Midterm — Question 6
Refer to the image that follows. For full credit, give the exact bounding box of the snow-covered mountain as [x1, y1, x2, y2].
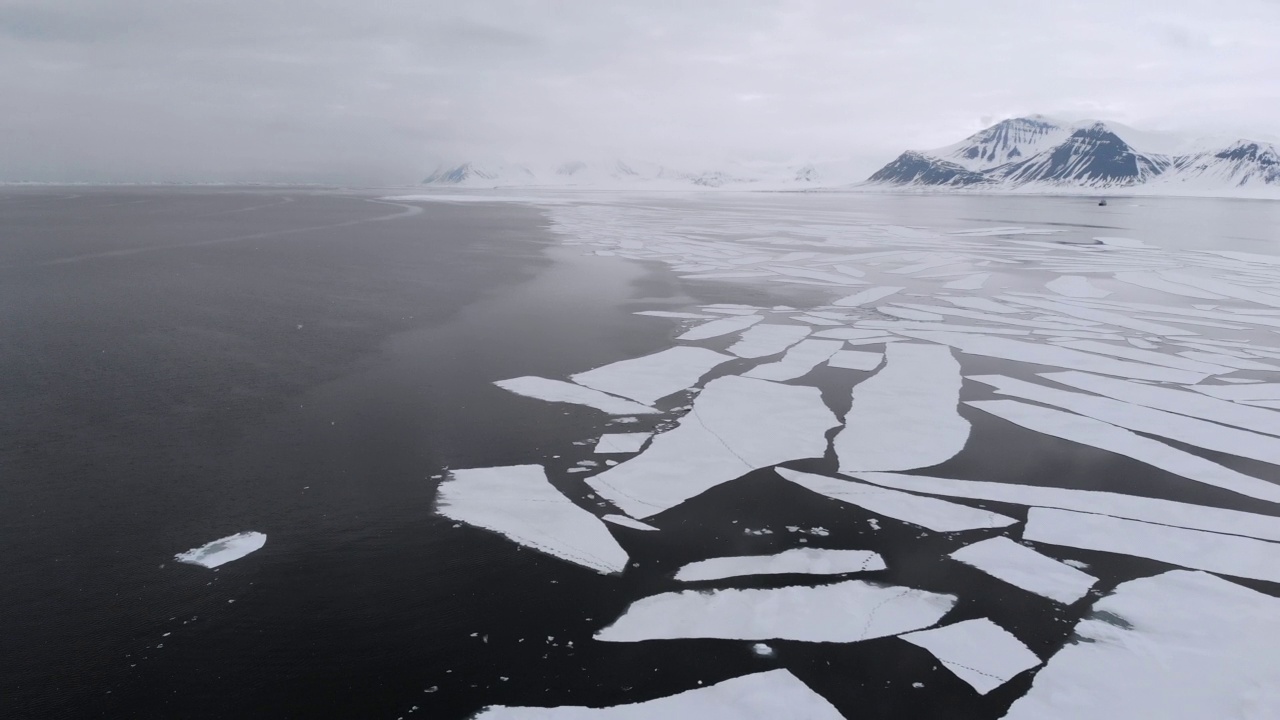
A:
[866, 117, 1280, 195]
[420, 159, 859, 189]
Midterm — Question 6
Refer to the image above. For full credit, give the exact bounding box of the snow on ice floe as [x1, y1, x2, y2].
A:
[1046, 275, 1111, 299]
[593, 433, 652, 454]
[474, 669, 845, 720]
[827, 349, 883, 371]
[601, 514, 659, 532]
[743, 339, 845, 381]
[968, 399, 1280, 504]
[436, 465, 628, 574]
[175, 532, 266, 568]
[674, 548, 886, 582]
[726, 324, 811, 358]
[834, 343, 970, 473]
[899, 618, 1040, 695]
[587, 376, 838, 519]
[776, 469, 1016, 533]
[852, 471, 1280, 542]
[949, 537, 1096, 604]
[1003, 570, 1280, 720]
[1023, 508, 1280, 584]
[595, 579, 956, 643]
[571, 347, 731, 406]
[678, 315, 763, 341]
[495, 377, 659, 415]
[831, 286, 903, 307]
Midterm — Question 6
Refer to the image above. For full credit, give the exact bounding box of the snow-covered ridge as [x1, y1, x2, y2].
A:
[866, 116, 1280, 196]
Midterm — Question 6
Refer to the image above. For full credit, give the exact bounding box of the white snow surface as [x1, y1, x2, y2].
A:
[593, 433, 653, 454]
[949, 537, 1097, 604]
[571, 346, 731, 405]
[899, 618, 1041, 695]
[674, 548, 886, 582]
[175, 531, 266, 569]
[495, 376, 659, 415]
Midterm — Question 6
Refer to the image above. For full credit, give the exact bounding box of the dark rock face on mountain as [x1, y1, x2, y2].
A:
[867, 151, 990, 187]
[995, 124, 1169, 185]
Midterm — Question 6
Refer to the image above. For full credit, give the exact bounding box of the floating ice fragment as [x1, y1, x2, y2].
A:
[674, 548, 885, 582]
[572, 347, 731, 405]
[949, 537, 1096, 604]
[495, 377, 658, 415]
[678, 315, 763, 341]
[726, 324, 811, 358]
[743, 339, 844, 381]
[601, 514, 659, 532]
[899, 618, 1040, 695]
[751, 643, 775, 658]
[777, 469, 1014, 532]
[175, 532, 266, 569]
[594, 433, 653, 454]
[436, 465, 628, 574]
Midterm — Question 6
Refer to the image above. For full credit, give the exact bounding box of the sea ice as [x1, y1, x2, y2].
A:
[834, 343, 970, 472]
[943, 273, 991, 290]
[587, 376, 838, 518]
[601, 514, 659, 532]
[726, 324, 811, 358]
[743, 339, 845, 381]
[436, 465, 629, 574]
[1051, 339, 1233, 374]
[1046, 275, 1111, 299]
[594, 433, 653, 454]
[495, 377, 659, 415]
[899, 619, 1040, 695]
[949, 537, 1096, 604]
[831, 286, 904, 307]
[175, 532, 266, 569]
[634, 311, 716, 319]
[571, 347, 732, 405]
[827, 349, 883, 371]
[678, 315, 763, 341]
[674, 548, 886, 582]
[595, 579, 956, 643]
[777, 469, 1016, 533]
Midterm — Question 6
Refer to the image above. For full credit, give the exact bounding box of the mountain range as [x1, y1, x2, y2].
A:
[419, 158, 848, 189]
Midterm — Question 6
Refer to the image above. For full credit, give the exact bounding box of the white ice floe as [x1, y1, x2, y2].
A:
[674, 548, 886, 582]
[852, 471, 1280, 542]
[1051, 339, 1234, 375]
[998, 296, 1193, 337]
[743, 339, 845, 381]
[601, 514, 659, 532]
[811, 328, 897, 341]
[595, 579, 956, 643]
[878, 306, 944, 321]
[827, 350, 883, 371]
[572, 347, 731, 406]
[474, 669, 845, 720]
[1025, 508, 1280, 583]
[949, 537, 1096, 604]
[678, 315, 763, 341]
[834, 343, 970, 473]
[899, 618, 1041, 695]
[968, 399, 1280, 504]
[587, 376, 838, 518]
[175, 532, 266, 569]
[1178, 350, 1279, 371]
[943, 273, 991, 290]
[831, 286, 904, 307]
[777, 469, 1016, 533]
[1004, 570, 1280, 720]
[941, 297, 1022, 314]
[495, 377, 659, 415]
[436, 465, 628, 574]
[726, 324, 811, 358]
[1046, 275, 1111, 299]
[594, 433, 653, 454]
[1112, 271, 1227, 299]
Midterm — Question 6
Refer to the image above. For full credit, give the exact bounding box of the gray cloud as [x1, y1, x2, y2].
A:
[2, 0, 1277, 183]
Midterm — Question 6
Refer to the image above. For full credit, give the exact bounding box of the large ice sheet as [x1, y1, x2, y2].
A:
[832, 286, 903, 307]
[175, 531, 266, 568]
[1046, 275, 1110, 299]
[726, 324, 811, 358]
[899, 619, 1041, 695]
[777, 469, 1016, 532]
[587, 376, 838, 518]
[827, 349, 883, 371]
[968, 399, 1280, 503]
[1024, 508, 1280, 583]
[743, 339, 845, 381]
[675, 548, 885, 582]
[1005, 571, 1280, 719]
[474, 669, 845, 720]
[436, 465, 629, 574]
[572, 347, 731, 405]
[852, 471, 1280, 542]
[594, 433, 652, 454]
[595, 579, 957, 643]
[495, 377, 659, 415]
[949, 537, 1096, 604]
[834, 343, 970, 472]
[678, 315, 763, 341]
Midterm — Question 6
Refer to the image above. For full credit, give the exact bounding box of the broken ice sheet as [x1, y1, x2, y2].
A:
[601, 514, 658, 532]
[596, 579, 956, 643]
[827, 349, 883, 371]
[587, 376, 837, 518]
[473, 669, 845, 719]
[677, 314, 762, 341]
[949, 537, 1096, 604]
[674, 548, 885, 582]
[1045, 275, 1111, 299]
[778, 468, 1016, 532]
[571, 346, 731, 406]
[175, 532, 266, 568]
[743, 339, 845, 381]
[495, 377, 659, 416]
[831, 286, 904, 307]
[725, 323, 810, 359]
[899, 618, 1040, 695]
[593, 433, 652, 454]
[1004, 570, 1280, 720]
[835, 342, 970, 473]
[436, 465, 628, 574]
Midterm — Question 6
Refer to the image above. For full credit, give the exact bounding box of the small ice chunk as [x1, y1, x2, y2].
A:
[678, 315, 763, 341]
[674, 548, 885, 582]
[594, 433, 653, 454]
[726, 324, 811, 358]
[743, 339, 845, 381]
[751, 643, 775, 658]
[495, 377, 658, 415]
[572, 347, 731, 405]
[949, 537, 1097, 604]
[601, 514, 659, 532]
[900, 619, 1040, 695]
[175, 532, 266, 569]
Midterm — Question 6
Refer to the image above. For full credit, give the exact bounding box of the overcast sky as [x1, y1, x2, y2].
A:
[3, 0, 1277, 184]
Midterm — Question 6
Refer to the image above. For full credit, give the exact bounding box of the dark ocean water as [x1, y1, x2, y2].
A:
[2, 188, 1278, 719]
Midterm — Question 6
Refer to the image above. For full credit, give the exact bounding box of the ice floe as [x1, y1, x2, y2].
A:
[495, 377, 659, 415]
[587, 376, 838, 518]
[834, 343, 970, 473]
[436, 465, 629, 574]
[949, 537, 1096, 604]
[175, 532, 266, 568]
[601, 514, 659, 532]
[777, 469, 1016, 533]
[678, 315, 763, 341]
[1046, 275, 1111, 299]
[572, 347, 731, 406]
[943, 273, 991, 290]
[743, 339, 845, 381]
[594, 433, 653, 454]
[831, 286, 903, 307]
[899, 618, 1041, 695]
[595, 579, 956, 643]
[674, 548, 886, 582]
[826, 349, 883, 371]
[726, 324, 811, 358]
